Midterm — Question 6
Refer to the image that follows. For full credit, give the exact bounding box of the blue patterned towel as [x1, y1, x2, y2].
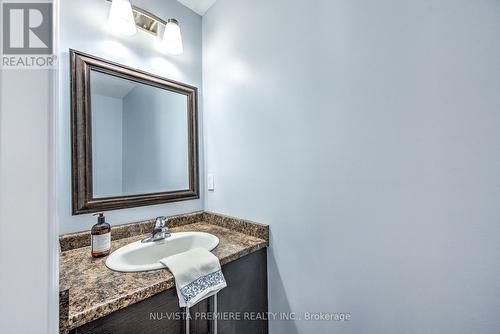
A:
[160, 247, 227, 307]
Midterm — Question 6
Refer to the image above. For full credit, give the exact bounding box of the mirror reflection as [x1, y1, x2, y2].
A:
[90, 70, 189, 198]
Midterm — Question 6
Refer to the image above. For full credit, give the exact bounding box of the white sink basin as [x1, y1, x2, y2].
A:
[105, 232, 219, 272]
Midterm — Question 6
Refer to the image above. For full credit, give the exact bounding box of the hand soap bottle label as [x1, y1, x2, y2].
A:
[92, 233, 111, 252]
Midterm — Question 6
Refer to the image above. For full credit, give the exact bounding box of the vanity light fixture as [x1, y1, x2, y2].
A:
[162, 19, 184, 55]
[105, 0, 184, 55]
[107, 0, 137, 36]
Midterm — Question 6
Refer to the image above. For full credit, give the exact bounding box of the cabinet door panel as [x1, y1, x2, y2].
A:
[216, 248, 268, 334]
[74, 287, 185, 334]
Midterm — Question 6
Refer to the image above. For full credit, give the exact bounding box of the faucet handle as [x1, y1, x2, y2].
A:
[155, 216, 168, 228]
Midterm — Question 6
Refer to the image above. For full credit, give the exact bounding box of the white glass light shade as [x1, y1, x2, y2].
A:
[107, 0, 137, 36]
[162, 19, 183, 55]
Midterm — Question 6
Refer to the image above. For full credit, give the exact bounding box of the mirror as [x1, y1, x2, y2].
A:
[90, 70, 190, 197]
[71, 50, 199, 214]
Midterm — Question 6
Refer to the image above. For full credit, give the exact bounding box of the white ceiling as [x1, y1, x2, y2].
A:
[177, 0, 217, 16]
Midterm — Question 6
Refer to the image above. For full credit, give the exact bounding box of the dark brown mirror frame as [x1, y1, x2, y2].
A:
[70, 49, 199, 215]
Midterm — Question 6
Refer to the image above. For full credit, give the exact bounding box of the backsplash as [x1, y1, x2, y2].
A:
[59, 211, 268, 251]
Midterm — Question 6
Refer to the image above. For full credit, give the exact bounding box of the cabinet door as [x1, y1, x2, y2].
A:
[74, 287, 187, 334]
[215, 248, 268, 334]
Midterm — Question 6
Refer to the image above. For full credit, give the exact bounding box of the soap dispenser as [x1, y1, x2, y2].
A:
[91, 213, 111, 258]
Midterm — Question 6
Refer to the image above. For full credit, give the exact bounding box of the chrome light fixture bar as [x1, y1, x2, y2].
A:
[105, 0, 166, 35]
[105, 0, 183, 55]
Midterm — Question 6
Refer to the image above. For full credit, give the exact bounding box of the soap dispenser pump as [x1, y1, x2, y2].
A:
[91, 212, 111, 258]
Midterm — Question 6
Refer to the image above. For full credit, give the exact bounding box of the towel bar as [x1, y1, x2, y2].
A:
[185, 294, 218, 334]
[185, 306, 190, 334]
[214, 294, 218, 334]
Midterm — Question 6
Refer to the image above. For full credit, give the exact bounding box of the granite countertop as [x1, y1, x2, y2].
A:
[59, 212, 268, 332]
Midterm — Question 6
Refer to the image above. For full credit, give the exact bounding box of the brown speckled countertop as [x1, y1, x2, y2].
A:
[59, 212, 268, 332]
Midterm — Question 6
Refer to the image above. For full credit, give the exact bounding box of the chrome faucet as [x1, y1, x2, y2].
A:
[141, 216, 171, 243]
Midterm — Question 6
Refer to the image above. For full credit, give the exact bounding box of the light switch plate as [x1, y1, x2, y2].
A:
[207, 174, 215, 191]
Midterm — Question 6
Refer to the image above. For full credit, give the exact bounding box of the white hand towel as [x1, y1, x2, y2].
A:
[160, 248, 227, 308]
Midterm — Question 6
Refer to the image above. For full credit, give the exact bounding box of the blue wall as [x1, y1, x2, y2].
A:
[203, 0, 500, 333]
[1, 70, 54, 333]
[58, 0, 203, 233]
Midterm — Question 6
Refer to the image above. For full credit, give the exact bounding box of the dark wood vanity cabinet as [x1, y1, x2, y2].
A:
[71, 249, 268, 334]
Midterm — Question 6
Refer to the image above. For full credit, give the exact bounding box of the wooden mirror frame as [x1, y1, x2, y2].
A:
[70, 49, 199, 215]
